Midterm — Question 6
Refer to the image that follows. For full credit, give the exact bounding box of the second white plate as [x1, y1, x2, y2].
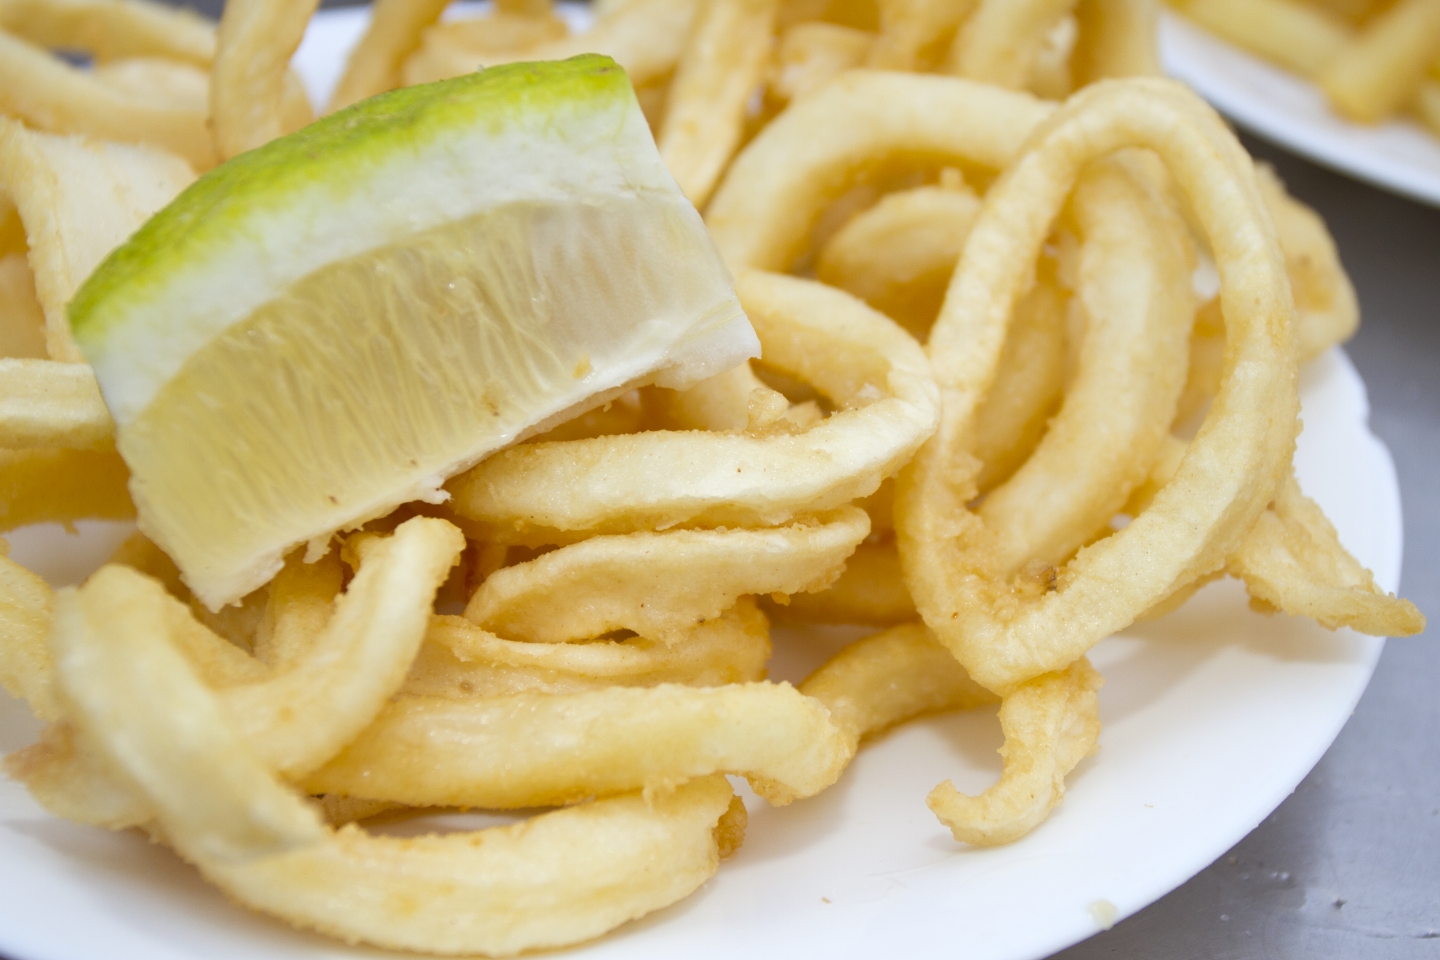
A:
[1161, 10, 1440, 207]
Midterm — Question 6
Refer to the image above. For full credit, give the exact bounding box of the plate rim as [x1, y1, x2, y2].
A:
[1160, 10, 1440, 208]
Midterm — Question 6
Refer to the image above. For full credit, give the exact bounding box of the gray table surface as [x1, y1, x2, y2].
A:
[18, 3, 1440, 957]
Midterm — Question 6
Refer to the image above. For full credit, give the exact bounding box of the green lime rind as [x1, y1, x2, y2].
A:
[68, 54, 628, 343]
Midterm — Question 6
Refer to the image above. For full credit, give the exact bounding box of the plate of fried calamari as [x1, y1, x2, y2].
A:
[0, 2, 1424, 960]
[1161, 1, 1440, 207]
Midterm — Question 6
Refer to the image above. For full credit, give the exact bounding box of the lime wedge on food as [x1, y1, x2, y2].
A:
[70, 55, 757, 610]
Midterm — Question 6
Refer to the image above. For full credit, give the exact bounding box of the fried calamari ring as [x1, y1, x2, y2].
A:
[303, 680, 849, 808]
[402, 599, 770, 698]
[946, 0, 1077, 88]
[975, 155, 1195, 577]
[829, 233, 1072, 500]
[1070, 0, 1160, 85]
[46, 567, 742, 956]
[658, 0, 777, 206]
[313, 510, 864, 810]
[1125, 428, 1422, 636]
[765, 21, 873, 107]
[0, 358, 110, 448]
[867, 0, 976, 70]
[1230, 475, 1424, 636]
[0, 23, 213, 167]
[772, 538, 914, 625]
[970, 266, 1069, 494]
[706, 71, 1052, 273]
[328, 0, 449, 109]
[220, 517, 464, 776]
[927, 656, 1101, 845]
[0, 117, 194, 360]
[0, 447, 131, 532]
[0, 0, 214, 65]
[209, 0, 318, 159]
[399, 8, 570, 88]
[384, 0, 699, 93]
[815, 175, 982, 338]
[448, 271, 937, 544]
[8, 517, 463, 827]
[1174, 169, 1354, 426]
[897, 78, 1300, 695]
[1318, 0, 1440, 124]
[798, 620, 997, 746]
[0, 546, 57, 719]
[1256, 163, 1359, 362]
[250, 546, 344, 669]
[465, 506, 867, 642]
[795, 156, 1184, 630]
[0, 251, 46, 358]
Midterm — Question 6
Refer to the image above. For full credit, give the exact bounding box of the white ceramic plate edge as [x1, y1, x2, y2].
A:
[1161, 11, 1440, 207]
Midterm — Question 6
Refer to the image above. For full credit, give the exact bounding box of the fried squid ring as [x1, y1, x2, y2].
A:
[1229, 475, 1424, 636]
[766, 21, 873, 107]
[772, 538, 914, 625]
[658, 0, 777, 207]
[0, 117, 194, 360]
[1256, 163, 1359, 362]
[927, 656, 1101, 845]
[45, 566, 741, 956]
[0, 251, 46, 358]
[815, 176, 983, 338]
[465, 506, 867, 642]
[251, 546, 345, 668]
[897, 78, 1300, 695]
[945, 0, 1077, 88]
[0, 447, 131, 532]
[0, 27, 212, 167]
[303, 680, 848, 808]
[0, 547, 57, 719]
[328, 0, 449, 110]
[8, 517, 463, 826]
[221, 517, 464, 776]
[313, 512, 863, 810]
[402, 599, 770, 698]
[975, 155, 1195, 577]
[0, 0, 215, 66]
[351, 0, 699, 103]
[0, 358, 110, 448]
[706, 71, 1053, 272]
[209, 0, 318, 159]
[1129, 436, 1425, 637]
[866, 0, 977, 70]
[448, 271, 937, 544]
[798, 620, 997, 747]
[818, 185, 1071, 491]
[1070, 0, 1160, 85]
[789, 158, 1185, 632]
[398, 8, 570, 88]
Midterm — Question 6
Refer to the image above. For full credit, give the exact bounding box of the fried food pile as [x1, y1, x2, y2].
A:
[1170, 0, 1440, 142]
[0, 0, 1424, 955]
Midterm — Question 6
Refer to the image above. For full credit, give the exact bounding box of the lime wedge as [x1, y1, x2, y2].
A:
[70, 55, 756, 609]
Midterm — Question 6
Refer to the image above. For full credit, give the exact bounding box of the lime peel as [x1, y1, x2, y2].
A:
[74, 55, 719, 423]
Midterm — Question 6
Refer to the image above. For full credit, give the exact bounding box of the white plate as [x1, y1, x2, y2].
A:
[1161, 10, 1440, 207]
[0, 11, 1406, 959]
[0, 352, 1400, 960]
